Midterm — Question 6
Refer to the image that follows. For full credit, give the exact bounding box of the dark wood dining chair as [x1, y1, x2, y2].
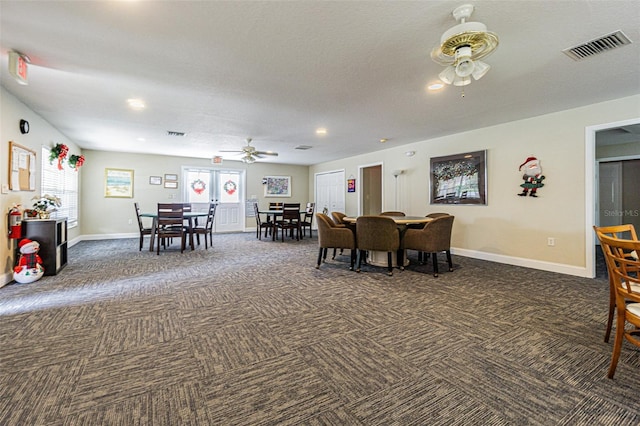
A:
[597, 234, 640, 379]
[593, 224, 639, 343]
[254, 203, 271, 240]
[402, 215, 455, 277]
[275, 203, 301, 241]
[356, 215, 400, 276]
[315, 213, 356, 270]
[134, 202, 153, 251]
[300, 202, 315, 238]
[193, 202, 216, 249]
[156, 203, 187, 254]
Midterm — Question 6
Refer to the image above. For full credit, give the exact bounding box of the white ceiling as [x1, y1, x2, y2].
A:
[1, 1, 639, 165]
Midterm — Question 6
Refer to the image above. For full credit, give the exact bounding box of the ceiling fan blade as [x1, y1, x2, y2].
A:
[219, 150, 244, 153]
[255, 151, 278, 156]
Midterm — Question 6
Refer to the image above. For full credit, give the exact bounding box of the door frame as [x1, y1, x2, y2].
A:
[314, 169, 346, 222]
[358, 162, 383, 216]
[585, 117, 640, 278]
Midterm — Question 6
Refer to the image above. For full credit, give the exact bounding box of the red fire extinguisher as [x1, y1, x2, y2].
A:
[8, 206, 22, 239]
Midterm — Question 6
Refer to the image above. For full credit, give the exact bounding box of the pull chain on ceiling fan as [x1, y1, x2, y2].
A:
[431, 4, 499, 88]
[220, 138, 279, 164]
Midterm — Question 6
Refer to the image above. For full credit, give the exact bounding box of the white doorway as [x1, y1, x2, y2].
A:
[586, 118, 640, 278]
[182, 167, 245, 233]
[315, 170, 346, 218]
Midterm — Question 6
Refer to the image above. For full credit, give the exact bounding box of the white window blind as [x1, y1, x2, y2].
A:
[41, 146, 78, 228]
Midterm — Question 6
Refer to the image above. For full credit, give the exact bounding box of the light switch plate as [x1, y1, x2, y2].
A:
[1, 184, 9, 194]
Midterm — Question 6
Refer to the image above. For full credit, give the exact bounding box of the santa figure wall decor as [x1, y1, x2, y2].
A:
[518, 156, 545, 197]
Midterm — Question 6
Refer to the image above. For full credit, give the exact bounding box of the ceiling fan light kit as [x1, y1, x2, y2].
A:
[220, 138, 279, 163]
[431, 4, 499, 89]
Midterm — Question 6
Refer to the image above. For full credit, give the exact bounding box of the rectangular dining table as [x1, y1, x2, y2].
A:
[342, 215, 433, 267]
[140, 211, 210, 251]
[258, 209, 305, 241]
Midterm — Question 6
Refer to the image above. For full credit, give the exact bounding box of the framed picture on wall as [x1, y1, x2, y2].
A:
[430, 150, 487, 205]
[149, 176, 162, 185]
[264, 176, 291, 197]
[105, 168, 134, 198]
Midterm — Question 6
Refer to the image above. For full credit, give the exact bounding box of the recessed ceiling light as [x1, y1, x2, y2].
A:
[427, 82, 445, 91]
[315, 128, 327, 135]
[380, 138, 388, 143]
[137, 137, 146, 142]
[127, 98, 145, 110]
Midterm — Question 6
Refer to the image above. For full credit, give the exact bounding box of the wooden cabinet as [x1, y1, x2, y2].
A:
[22, 218, 68, 276]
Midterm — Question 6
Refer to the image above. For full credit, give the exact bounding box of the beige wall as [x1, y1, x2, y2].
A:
[310, 95, 640, 276]
[80, 150, 309, 237]
[1, 87, 82, 285]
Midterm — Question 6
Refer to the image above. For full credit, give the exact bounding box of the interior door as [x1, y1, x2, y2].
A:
[315, 170, 346, 218]
[598, 161, 622, 229]
[359, 164, 382, 215]
[215, 170, 244, 233]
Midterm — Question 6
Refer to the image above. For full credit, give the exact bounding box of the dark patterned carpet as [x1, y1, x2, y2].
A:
[1, 233, 639, 425]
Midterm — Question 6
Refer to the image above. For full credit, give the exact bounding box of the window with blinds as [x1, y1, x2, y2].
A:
[41, 146, 79, 228]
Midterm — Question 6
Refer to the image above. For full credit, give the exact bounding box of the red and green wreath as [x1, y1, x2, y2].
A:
[190, 179, 206, 195]
[49, 143, 69, 170]
[223, 180, 237, 195]
[68, 154, 85, 171]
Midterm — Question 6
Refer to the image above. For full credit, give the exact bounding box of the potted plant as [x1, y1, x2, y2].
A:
[31, 194, 62, 219]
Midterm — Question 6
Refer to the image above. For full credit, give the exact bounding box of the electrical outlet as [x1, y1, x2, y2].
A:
[547, 237, 555, 246]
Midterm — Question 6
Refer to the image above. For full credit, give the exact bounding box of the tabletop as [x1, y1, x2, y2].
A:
[343, 215, 432, 225]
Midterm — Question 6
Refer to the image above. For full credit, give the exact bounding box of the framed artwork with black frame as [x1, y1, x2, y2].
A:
[430, 150, 487, 205]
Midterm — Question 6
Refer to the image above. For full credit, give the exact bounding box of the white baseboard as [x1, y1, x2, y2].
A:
[451, 247, 589, 277]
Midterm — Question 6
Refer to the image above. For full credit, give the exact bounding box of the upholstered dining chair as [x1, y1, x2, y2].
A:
[315, 213, 357, 270]
[426, 212, 450, 218]
[402, 215, 455, 277]
[597, 234, 640, 379]
[254, 203, 271, 240]
[156, 203, 187, 254]
[593, 224, 639, 343]
[331, 211, 348, 228]
[356, 215, 400, 276]
[380, 211, 405, 217]
[134, 202, 153, 251]
[300, 202, 315, 238]
[275, 203, 301, 241]
[193, 202, 216, 249]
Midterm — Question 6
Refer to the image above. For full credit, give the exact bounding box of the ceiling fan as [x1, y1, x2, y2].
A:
[220, 138, 279, 164]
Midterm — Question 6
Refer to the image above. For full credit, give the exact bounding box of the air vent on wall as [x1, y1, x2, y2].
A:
[167, 130, 185, 137]
[295, 145, 312, 150]
[563, 30, 632, 61]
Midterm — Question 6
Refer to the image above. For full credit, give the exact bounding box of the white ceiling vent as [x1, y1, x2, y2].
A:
[295, 145, 312, 150]
[167, 130, 186, 137]
[563, 30, 632, 61]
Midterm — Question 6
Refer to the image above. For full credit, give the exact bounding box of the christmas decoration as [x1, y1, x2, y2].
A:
[223, 180, 237, 195]
[190, 179, 206, 195]
[13, 238, 44, 284]
[68, 154, 85, 171]
[49, 143, 69, 170]
[518, 156, 545, 197]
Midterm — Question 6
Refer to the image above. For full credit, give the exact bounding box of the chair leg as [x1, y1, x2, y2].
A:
[607, 311, 626, 379]
[432, 252, 439, 277]
[323, 248, 328, 262]
[387, 252, 393, 276]
[316, 248, 324, 269]
[332, 248, 337, 259]
[605, 289, 615, 343]
[356, 250, 364, 272]
[397, 249, 404, 271]
[446, 250, 453, 272]
[139, 235, 144, 251]
[350, 249, 356, 270]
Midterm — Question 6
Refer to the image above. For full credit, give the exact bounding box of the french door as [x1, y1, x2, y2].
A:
[183, 167, 244, 233]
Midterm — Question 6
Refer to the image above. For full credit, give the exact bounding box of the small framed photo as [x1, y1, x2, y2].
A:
[164, 174, 178, 182]
[164, 181, 178, 189]
[264, 176, 291, 197]
[105, 168, 134, 198]
[149, 176, 162, 185]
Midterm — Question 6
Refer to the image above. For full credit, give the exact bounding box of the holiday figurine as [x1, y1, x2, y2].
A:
[518, 156, 545, 197]
[13, 238, 45, 284]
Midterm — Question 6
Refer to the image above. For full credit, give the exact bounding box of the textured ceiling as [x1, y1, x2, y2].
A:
[1, 1, 639, 165]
